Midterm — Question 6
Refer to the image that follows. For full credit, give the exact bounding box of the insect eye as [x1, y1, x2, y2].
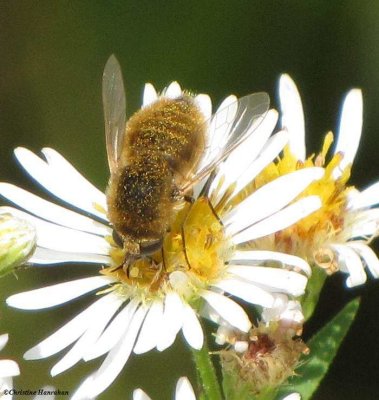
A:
[139, 239, 163, 256]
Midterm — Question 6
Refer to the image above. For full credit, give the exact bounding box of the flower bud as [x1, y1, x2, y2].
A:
[219, 322, 308, 396]
[0, 210, 36, 277]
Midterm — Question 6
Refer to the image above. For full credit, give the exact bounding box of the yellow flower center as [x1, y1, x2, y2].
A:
[242, 132, 354, 273]
[102, 197, 230, 300]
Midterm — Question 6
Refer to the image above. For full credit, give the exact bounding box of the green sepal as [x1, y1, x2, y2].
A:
[222, 361, 279, 400]
[222, 368, 252, 400]
[0, 243, 29, 278]
[278, 297, 360, 400]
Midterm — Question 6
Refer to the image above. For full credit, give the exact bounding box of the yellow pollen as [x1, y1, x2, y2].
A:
[101, 196, 229, 297]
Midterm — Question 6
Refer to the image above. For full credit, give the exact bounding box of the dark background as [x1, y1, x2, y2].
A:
[0, 1, 378, 399]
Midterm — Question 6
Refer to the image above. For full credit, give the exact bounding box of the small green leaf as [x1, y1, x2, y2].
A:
[279, 297, 360, 400]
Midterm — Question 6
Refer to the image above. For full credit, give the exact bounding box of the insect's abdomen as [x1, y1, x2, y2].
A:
[107, 157, 173, 241]
[107, 95, 207, 244]
[123, 96, 206, 181]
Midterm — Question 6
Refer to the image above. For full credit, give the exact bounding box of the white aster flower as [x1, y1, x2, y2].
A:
[133, 377, 195, 400]
[0, 333, 20, 398]
[248, 73, 379, 287]
[2, 81, 321, 399]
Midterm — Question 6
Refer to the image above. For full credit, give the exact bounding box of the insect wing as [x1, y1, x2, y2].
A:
[181, 92, 270, 192]
[102, 55, 127, 173]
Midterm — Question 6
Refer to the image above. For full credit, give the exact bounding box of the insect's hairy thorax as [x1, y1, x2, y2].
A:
[122, 96, 206, 181]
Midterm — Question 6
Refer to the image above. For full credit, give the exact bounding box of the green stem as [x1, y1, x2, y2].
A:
[301, 266, 327, 321]
[191, 337, 223, 400]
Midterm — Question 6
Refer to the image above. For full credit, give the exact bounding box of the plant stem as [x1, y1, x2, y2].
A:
[301, 267, 327, 321]
[191, 337, 223, 400]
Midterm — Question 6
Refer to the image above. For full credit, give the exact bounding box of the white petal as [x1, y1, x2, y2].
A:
[0, 360, 20, 377]
[279, 74, 305, 161]
[200, 302, 232, 328]
[76, 306, 148, 399]
[231, 250, 311, 276]
[282, 394, 301, 400]
[42, 147, 106, 208]
[348, 181, 379, 210]
[233, 109, 278, 163]
[261, 294, 289, 323]
[51, 293, 123, 376]
[200, 290, 251, 332]
[261, 293, 304, 324]
[165, 82, 182, 99]
[143, 83, 158, 107]
[213, 278, 274, 308]
[0, 183, 110, 236]
[156, 292, 184, 352]
[200, 95, 238, 170]
[211, 109, 279, 201]
[333, 89, 363, 178]
[234, 341, 249, 353]
[331, 244, 367, 287]
[7, 276, 113, 310]
[181, 304, 203, 350]
[23, 293, 112, 360]
[176, 377, 196, 400]
[33, 386, 56, 400]
[232, 196, 321, 244]
[224, 167, 324, 234]
[71, 376, 94, 400]
[227, 265, 307, 296]
[134, 300, 163, 354]
[133, 389, 152, 400]
[279, 300, 304, 324]
[0, 376, 12, 394]
[346, 209, 379, 238]
[29, 246, 111, 265]
[84, 298, 140, 361]
[194, 94, 212, 120]
[346, 242, 379, 279]
[14, 147, 107, 220]
[2, 207, 110, 255]
[228, 129, 288, 198]
[0, 334, 9, 352]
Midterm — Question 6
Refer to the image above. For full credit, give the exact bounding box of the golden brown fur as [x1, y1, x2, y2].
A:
[106, 95, 206, 253]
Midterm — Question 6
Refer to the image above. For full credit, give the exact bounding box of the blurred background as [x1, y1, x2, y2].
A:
[0, 1, 379, 399]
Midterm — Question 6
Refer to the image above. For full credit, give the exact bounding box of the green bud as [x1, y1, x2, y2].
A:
[0, 210, 36, 277]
